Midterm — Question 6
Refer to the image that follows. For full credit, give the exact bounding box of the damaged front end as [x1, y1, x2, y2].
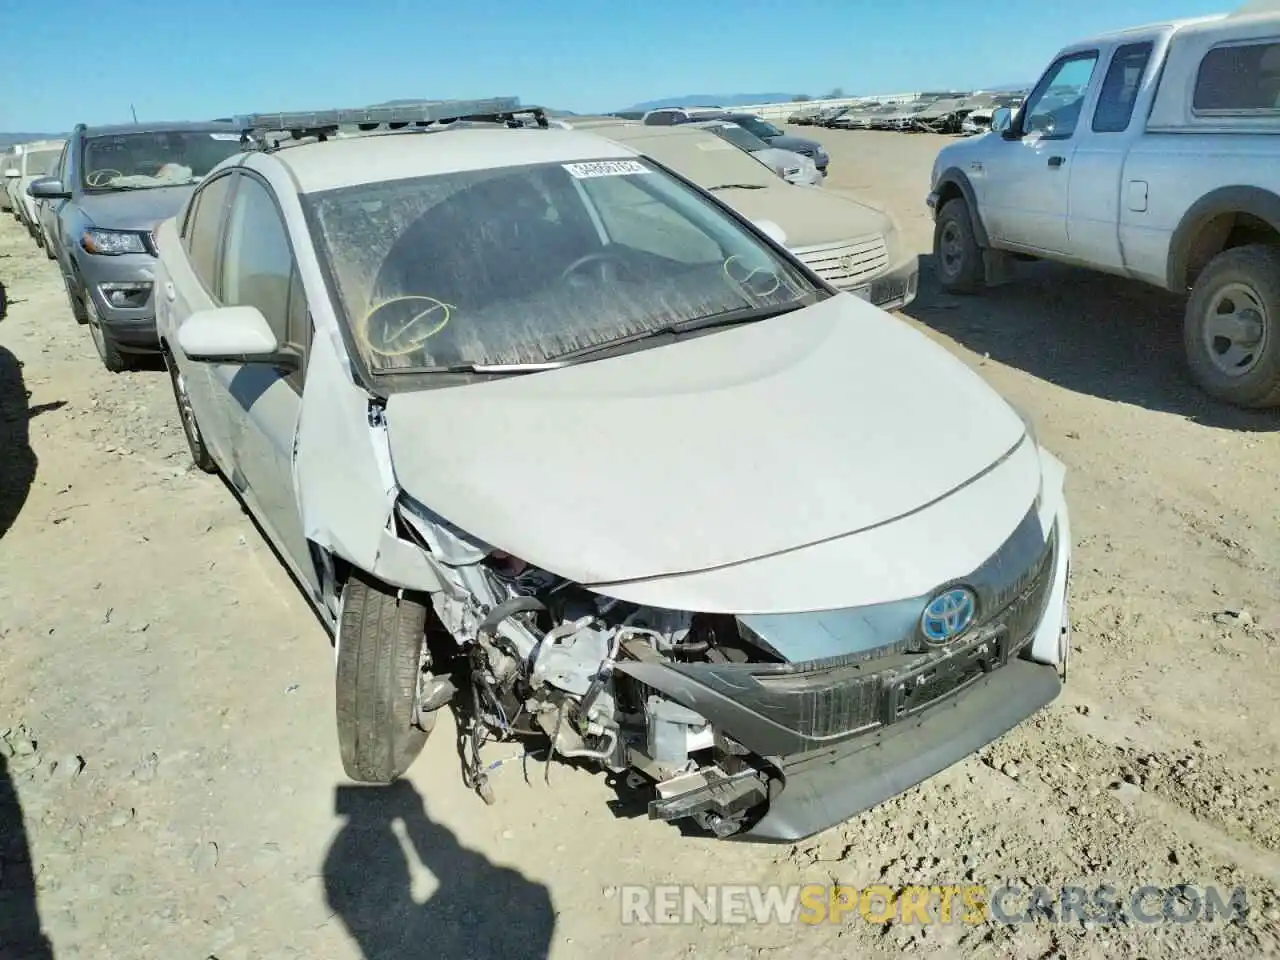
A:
[394, 491, 1068, 842]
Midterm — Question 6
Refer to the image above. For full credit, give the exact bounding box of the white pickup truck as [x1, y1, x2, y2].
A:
[927, 8, 1280, 408]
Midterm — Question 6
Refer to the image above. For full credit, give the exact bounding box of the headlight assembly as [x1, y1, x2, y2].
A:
[81, 228, 148, 256]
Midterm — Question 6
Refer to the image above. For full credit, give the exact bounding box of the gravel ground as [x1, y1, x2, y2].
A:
[0, 129, 1278, 960]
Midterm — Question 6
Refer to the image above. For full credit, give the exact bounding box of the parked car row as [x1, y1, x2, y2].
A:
[790, 92, 1027, 135]
[2, 138, 66, 247]
[636, 106, 830, 174]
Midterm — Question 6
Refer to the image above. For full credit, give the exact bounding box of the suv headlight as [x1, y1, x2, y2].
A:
[81, 228, 148, 256]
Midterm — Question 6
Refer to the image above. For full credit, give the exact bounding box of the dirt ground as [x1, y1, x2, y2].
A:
[1, 130, 1278, 960]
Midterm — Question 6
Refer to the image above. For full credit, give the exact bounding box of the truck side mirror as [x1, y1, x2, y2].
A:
[990, 108, 1014, 135]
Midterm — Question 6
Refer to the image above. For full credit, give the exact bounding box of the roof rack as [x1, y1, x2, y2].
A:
[234, 98, 548, 150]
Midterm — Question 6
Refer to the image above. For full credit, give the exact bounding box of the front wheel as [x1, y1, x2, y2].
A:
[1184, 244, 1280, 408]
[85, 295, 130, 373]
[165, 350, 217, 473]
[933, 198, 984, 294]
[335, 570, 434, 783]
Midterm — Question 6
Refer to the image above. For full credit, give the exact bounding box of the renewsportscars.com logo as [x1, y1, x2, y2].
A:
[617, 883, 1252, 926]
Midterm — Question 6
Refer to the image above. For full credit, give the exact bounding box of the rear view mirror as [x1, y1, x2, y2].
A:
[3, 169, 18, 179]
[752, 219, 788, 246]
[178, 305, 298, 369]
[27, 177, 70, 199]
[991, 108, 1014, 136]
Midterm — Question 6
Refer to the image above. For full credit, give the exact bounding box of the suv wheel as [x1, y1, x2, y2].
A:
[85, 294, 130, 373]
[933, 198, 984, 294]
[335, 570, 434, 783]
[1185, 244, 1280, 408]
[164, 349, 217, 473]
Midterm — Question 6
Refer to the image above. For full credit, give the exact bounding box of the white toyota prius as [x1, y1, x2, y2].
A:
[153, 99, 1072, 842]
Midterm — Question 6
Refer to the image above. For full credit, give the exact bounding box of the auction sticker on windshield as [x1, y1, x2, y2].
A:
[563, 160, 649, 179]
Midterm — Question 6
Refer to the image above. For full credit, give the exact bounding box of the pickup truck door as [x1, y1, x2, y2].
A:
[1064, 40, 1157, 270]
[982, 50, 1101, 254]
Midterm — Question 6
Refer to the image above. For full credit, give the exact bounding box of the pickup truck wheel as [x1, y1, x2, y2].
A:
[934, 198, 984, 294]
[1185, 245, 1280, 408]
[335, 570, 434, 783]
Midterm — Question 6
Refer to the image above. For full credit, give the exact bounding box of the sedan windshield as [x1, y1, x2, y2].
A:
[82, 130, 244, 191]
[734, 117, 784, 139]
[710, 124, 771, 153]
[22, 149, 61, 177]
[307, 157, 823, 374]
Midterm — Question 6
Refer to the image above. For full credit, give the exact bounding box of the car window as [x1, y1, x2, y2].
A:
[1020, 51, 1100, 138]
[55, 142, 69, 181]
[187, 173, 235, 293]
[1193, 40, 1280, 113]
[1093, 42, 1155, 133]
[307, 158, 822, 374]
[81, 129, 243, 192]
[220, 175, 294, 345]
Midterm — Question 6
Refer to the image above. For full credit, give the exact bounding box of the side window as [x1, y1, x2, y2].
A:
[55, 143, 69, 181]
[649, 111, 673, 126]
[1194, 40, 1280, 113]
[1020, 51, 1100, 139]
[187, 173, 235, 293]
[180, 190, 200, 242]
[580, 174, 721, 264]
[220, 175, 295, 346]
[1093, 42, 1155, 133]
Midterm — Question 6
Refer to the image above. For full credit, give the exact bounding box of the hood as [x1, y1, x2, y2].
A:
[385, 293, 1028, 587]
[764, 133, 823, 155]
[715, 181, 890, 247]
[78, 184, 195, 232]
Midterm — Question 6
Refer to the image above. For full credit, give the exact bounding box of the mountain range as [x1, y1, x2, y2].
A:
[614, 93, 803, 113]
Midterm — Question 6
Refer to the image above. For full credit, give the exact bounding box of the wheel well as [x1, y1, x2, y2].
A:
[1185, 212, 1280, 288]
[935, 180, 965, 210]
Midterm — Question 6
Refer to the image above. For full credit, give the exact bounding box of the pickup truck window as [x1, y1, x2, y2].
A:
[1193, 40, 1280, 114]
[1093, 41, 1155, 133]
[1021, 51, 1099, 139]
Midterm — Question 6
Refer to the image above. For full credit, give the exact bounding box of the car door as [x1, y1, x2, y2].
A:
[166, 170, 239, 468]
[215, 171, 319, 595]
[982, 50, 1101, 254]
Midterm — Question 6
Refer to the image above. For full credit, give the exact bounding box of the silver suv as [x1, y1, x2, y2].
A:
[29, 121, 245, 371]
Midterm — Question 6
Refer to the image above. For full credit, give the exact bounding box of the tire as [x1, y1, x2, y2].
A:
[335, 570, 433, 783]
[933, 197, 984, 294]
[1184, 244, 1280, 408]
[85, 295, 129, 373]
[64, 275, 88, 325]
[164, 349, 217, 473]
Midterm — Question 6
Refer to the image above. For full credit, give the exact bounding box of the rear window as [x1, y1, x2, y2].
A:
[1193, 40, 1280, 113]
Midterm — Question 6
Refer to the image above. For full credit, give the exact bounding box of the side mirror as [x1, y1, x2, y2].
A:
[990, 108, 1014, 135]
[177, 305, 298, 369]
[3, 169, 18, 179]
[752, 219, 788, 246]
[28, 177, 70, 199]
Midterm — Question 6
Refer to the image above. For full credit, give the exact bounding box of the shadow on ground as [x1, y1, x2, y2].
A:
[0, 754, 55, 959]
[909, 256, 1280, 432]
[0, 345, 61, 540]
[323, 781, 555, 960]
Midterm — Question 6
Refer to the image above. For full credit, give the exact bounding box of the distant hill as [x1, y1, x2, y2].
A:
[616, 93, 803, 113]
[0, 133, 63, 149]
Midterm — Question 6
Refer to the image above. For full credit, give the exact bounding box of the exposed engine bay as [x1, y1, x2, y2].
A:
[420, 534, 782, 838]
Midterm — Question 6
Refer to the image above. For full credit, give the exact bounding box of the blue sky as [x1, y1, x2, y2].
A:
[4, 0, 1234, 131]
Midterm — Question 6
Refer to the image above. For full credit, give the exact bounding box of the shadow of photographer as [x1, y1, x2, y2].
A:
[0, 753, 54, 959]
[323, 780, 556, 960]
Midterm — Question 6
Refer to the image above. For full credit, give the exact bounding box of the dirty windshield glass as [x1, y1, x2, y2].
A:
[82, 130, 244, 191]
[23, 149, 61, 177]
[711, 125, 771, 153]
[307, 158, 821, 373]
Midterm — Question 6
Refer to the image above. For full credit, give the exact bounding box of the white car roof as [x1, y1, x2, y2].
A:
[272, 127, 641, 194]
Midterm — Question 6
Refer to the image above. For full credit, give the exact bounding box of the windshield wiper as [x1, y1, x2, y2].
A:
[384, 360, 571, 375]
[707, 183, 767, 191]
[547, 301, 807, 363]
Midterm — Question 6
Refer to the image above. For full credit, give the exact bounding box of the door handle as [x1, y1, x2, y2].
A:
[1048, 156, 1065, 168]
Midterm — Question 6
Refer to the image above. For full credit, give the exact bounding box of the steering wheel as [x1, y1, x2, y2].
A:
[560, 250, 631, 283]
[86, 169, 122, 187]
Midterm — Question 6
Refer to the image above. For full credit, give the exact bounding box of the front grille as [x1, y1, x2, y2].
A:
[794, 236, 889, 289]
[676, 525, 1059, 742]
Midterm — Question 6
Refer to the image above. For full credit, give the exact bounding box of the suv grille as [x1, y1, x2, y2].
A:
[794, 236, 889, 289]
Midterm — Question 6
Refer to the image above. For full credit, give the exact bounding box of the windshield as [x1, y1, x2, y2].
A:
[22, 148, 60, 177]
[733, 116, 783, 139]
[710, 124, 770, 153]
[82, 130, 244, 191]
[307, 158, 822, 374]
